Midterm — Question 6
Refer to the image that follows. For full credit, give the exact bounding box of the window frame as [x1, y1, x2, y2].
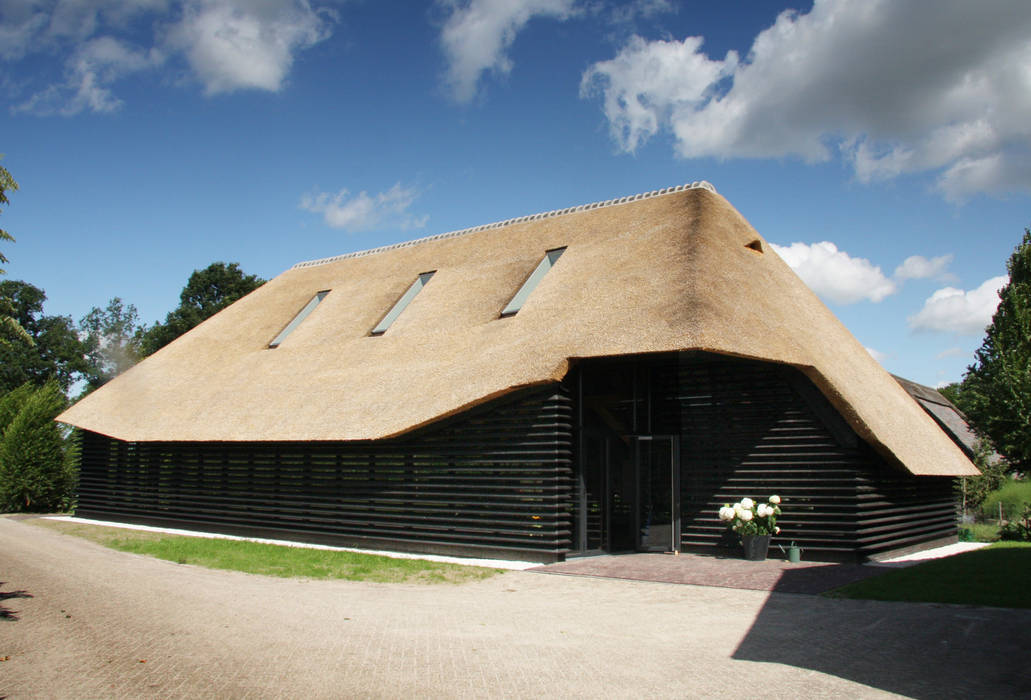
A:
[370, 271, 436, 336]
[268, 290, 330, 349]
[500, 247, 566, 317]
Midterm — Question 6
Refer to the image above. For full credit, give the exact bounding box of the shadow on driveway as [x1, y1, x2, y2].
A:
[732, 566, 1031, 699]
[0, 582, 33, 621]
[534, 553, 1031, 697]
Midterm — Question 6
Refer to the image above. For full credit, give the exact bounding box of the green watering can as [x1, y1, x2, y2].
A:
[778, 542, 803, 563]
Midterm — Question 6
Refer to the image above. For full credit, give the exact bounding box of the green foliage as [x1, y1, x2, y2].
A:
[937, 382, 964, 409]
[79, 297, 145, 391]
[0, 280, 89, 393]
[958, 440, 1009, 513]
[0, 299, 31, 347]
[0, 383, 35, 429]
[958, 522, 1001, 543]
[981, 480, 1031, 521]
[0, 155, 31, 347]
[0, 382, 76, 512]
[959, 228, 1031, 471]
[0, 154, 18, 272]
[999, 503, 1031, 541]
[138, 262, 264, 357]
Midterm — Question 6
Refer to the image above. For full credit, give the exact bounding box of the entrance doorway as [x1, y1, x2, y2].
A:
[575, 433, 679, 555]
[635, 436, 679, 553]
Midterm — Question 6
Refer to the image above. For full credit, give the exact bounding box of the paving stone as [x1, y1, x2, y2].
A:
[1, 517, 1028, 699]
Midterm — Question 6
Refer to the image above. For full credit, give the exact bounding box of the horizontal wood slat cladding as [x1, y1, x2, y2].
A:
[76, 388, 573, 562]
[658, 356, 957, 560]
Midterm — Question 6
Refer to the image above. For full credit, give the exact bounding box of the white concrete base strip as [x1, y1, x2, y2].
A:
[876, 541, 990, 564]
[44, 516, 538, 570]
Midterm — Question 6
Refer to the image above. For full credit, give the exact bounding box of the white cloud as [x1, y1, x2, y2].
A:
[908, 275, 1008, 335]
[608, 0, 675, 25]
[865, 347, 887, 363]
[0, 0, 170, 59]
[300, 183, 429, 233]
[0, 2, 50, 60]
[893, 254, 954, 282]
[935, 347, 968, 360]
[15, 36, 163, 115]
[935, 153, 1031, 202]
[770, 241, 896, 304]
[167, 0, 332, 95]
[580, 35, 736, 152]
[438, 0, 577, 103]
[580, 0, 1031, 199]
[3, 0, 334, 113]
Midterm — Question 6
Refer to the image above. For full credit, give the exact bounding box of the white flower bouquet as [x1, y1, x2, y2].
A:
[718, 495, 782, 537]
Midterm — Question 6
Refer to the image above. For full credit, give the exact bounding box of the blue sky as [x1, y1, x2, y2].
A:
[2, 0, 1029, 388]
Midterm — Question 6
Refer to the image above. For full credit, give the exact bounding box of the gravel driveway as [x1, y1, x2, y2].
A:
[1, 516, 1028, 699]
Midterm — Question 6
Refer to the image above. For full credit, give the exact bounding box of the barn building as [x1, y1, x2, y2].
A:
[57, 183, 978, 563]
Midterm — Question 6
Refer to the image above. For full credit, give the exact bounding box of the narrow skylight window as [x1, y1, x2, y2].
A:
[269, 291, 329, 348]
[501, 247, 566, 317]
[370, 271, 435, 335]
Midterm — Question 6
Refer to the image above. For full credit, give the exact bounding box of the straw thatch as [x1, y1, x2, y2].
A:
[57, 183, 977, 477]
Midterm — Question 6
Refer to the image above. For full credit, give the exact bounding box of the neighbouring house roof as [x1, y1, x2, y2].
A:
[892, 375, 993, 463]
[57, 183, 978, 477]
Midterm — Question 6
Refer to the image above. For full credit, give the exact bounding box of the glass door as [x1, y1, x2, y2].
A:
[636, 436, 679, 552]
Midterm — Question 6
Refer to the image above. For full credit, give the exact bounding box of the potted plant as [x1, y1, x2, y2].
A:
[718, 496, 782, 560]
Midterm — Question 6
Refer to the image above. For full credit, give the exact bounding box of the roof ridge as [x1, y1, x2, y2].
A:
[290, 181, 717, 270]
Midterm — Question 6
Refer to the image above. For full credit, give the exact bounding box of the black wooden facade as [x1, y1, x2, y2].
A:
[78, 387, 575, 562]
[76, 353, 957, 562]
[572, 353, 957, 562]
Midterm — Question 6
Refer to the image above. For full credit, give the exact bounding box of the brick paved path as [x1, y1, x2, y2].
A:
[533, 551, 892, 593]
[1, 517, 1028, 699]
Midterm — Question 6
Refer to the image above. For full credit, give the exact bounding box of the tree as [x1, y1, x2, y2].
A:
[0, 280, 89, 394]
[0, 155, 31, 346]
[79, 297, 145, 391]
[959, 228, 1031, 472]
[936, 382, 963, 409]
[0, 155, 17, 275]
[138, 262, 264, 357]
[0, 381, 77, 512]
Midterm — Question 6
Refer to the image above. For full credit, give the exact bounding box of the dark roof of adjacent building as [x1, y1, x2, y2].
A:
[892, 375, 988, 462]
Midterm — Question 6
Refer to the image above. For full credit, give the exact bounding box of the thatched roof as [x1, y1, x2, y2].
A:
[58, 183, 977, 476]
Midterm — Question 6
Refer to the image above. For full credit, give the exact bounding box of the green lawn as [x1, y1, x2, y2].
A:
[826, 542, 1031, 609]
[960, 522, 1001, 542]
[30, 518, 502, 584]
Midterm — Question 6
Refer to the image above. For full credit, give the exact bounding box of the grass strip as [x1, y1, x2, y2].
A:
[30, 518, 501, 584]
[825, 542, 1031, 609]
[960, 522, 1001, 542]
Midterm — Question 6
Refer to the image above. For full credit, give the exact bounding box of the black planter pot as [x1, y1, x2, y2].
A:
[741, 534, 772, 561]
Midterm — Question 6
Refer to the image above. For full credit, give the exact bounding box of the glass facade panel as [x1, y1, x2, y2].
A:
[637, 437, 676, 552]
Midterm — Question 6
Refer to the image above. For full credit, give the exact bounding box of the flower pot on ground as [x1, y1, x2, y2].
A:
[741, 534, 772, 561]
[718, 495, 783, 560]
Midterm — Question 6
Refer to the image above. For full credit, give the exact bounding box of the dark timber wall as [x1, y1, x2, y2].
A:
[575, 353, 958, 561]
[77, 387, 574, 562]
[663, 358, 957, 560]
[75, 353, 957, 563]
